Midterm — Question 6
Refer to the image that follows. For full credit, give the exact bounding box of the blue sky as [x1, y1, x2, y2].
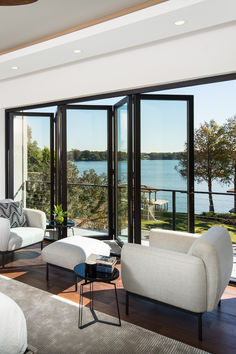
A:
[26, 79, 236, 152]
[141, 99, 186, 152]
[67, 109, 107, 151]
[158, 80, 236, 129]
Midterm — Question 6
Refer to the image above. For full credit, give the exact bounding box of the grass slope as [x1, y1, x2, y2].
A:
[141, 211, 236, 243]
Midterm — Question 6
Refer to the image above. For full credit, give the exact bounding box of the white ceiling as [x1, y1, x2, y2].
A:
[0, 0, 165, 53]
[0, 0, 235, 82]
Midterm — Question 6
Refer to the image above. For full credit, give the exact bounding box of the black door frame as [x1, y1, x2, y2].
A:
[113, 96, 133, 244]
[133, 94, 194, 243]
[5, 111, 55, 221]
[60, 104, 114, 239]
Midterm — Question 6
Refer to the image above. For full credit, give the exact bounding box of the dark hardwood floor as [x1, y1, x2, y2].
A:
[0, 242, 236, 354]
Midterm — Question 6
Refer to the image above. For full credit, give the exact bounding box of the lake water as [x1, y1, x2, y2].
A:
[74, 160, 234, 214]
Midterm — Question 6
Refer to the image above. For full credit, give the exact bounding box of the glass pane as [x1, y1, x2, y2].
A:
[116, 103, 128, 243]
[13, 115, 51, 218]
[140, 99, 188, 245]
[66, 109, 108, 235]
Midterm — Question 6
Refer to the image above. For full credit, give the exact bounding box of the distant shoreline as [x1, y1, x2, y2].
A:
[68, 150, 183, 161]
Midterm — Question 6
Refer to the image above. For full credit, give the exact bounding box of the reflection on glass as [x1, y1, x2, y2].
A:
[140, 99, 187, 244]
[116, 103, 128, 243]
[66, 109, 108, 233]
[13, 116, 51, 218]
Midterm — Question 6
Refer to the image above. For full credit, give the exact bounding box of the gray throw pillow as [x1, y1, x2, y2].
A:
[0, 201, 27, 228]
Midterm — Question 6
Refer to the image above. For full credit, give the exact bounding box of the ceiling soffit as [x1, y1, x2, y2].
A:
[0, 0, 167, 54]
[0, 0, 235, 81]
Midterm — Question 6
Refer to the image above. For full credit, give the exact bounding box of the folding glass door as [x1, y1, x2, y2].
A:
[6, 94, 193, 244]
[133, 94, 194, 244]
[58, 104, 114, 238]
[114, 97, 133, 244]
[6, 112, 55, 220]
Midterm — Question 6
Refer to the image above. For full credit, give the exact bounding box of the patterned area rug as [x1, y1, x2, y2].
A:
[0, 275, 209, 354]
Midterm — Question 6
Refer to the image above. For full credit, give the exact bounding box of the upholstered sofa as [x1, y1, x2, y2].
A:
[0, 208, 46, 267]
[121, 226, 233, 340]
[0, 292, 27, 354]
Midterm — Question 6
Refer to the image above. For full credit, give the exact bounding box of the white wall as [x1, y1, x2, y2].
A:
[0, 22, 235, 197]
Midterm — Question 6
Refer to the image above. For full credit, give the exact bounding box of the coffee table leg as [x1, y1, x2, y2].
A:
[113, 283, 121, 326]
[89, 282, 94, 310]
[74, 273, 78, 292]
[91, 282, 94, 310]
[79, 283, 84, 328]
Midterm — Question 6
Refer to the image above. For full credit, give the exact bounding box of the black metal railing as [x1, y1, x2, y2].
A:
[140, 187, 236, 243]
[67, 182, 108, 231]
[23, 180, 236, 243]
[25, 180, 51, 218]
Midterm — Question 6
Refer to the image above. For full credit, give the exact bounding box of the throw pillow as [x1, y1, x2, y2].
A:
[0, 201, 27, 228]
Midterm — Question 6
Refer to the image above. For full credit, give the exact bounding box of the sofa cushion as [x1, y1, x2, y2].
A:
[0, 201, 26, 228]
[42, 235, 111, 270]
[8, 227, 44, 251]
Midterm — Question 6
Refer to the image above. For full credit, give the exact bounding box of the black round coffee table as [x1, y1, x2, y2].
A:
[74, 263, 121, 328]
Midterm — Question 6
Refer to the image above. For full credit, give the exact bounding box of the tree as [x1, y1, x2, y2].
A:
[224, 115, 236, 211]
[177, 120, 232, 212]
[27, 126, 51, 216]
[67, 166, 108, 230]
[27, 125, 111, 229]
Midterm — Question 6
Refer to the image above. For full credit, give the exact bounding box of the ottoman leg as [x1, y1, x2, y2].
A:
[46, 263, 49, 281]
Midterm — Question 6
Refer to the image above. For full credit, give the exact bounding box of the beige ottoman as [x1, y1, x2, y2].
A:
[42, 235, 111, 290]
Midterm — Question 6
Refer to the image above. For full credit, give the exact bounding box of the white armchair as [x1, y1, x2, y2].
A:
[0, 208, 46, 268]
[121, 226, 233, 340]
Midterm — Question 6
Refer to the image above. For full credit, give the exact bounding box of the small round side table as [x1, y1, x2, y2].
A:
[74, 263, 121, 329]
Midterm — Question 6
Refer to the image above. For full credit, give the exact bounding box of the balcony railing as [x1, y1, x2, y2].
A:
[23, 180, 236, 243]
[25, 179, 51, 218]
[67, 182, 108, 232]
[141, 187, 236, 247]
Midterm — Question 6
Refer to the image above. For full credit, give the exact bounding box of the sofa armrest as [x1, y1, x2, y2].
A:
[149, 228, 199, 253]
[0, 217, 10, 251]
[121, 243, 207, 313]
[23, 208, 46, 231]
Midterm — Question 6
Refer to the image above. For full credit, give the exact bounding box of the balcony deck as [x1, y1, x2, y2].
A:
[0, 241, 235, 354]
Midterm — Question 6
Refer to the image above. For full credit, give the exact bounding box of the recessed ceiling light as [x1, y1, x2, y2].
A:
[73, 49, 81, 54]
[174, 20, 185, 26]
[11, 66, 18, 70]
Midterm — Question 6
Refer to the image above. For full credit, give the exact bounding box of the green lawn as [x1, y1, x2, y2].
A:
[141, 211, 236, 243]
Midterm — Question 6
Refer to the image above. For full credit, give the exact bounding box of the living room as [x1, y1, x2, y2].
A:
[0, 1, 236, 353]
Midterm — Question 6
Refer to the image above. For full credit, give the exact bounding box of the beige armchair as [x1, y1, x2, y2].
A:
[0, 208, 46, 268]
[121, 226, 233, 340]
